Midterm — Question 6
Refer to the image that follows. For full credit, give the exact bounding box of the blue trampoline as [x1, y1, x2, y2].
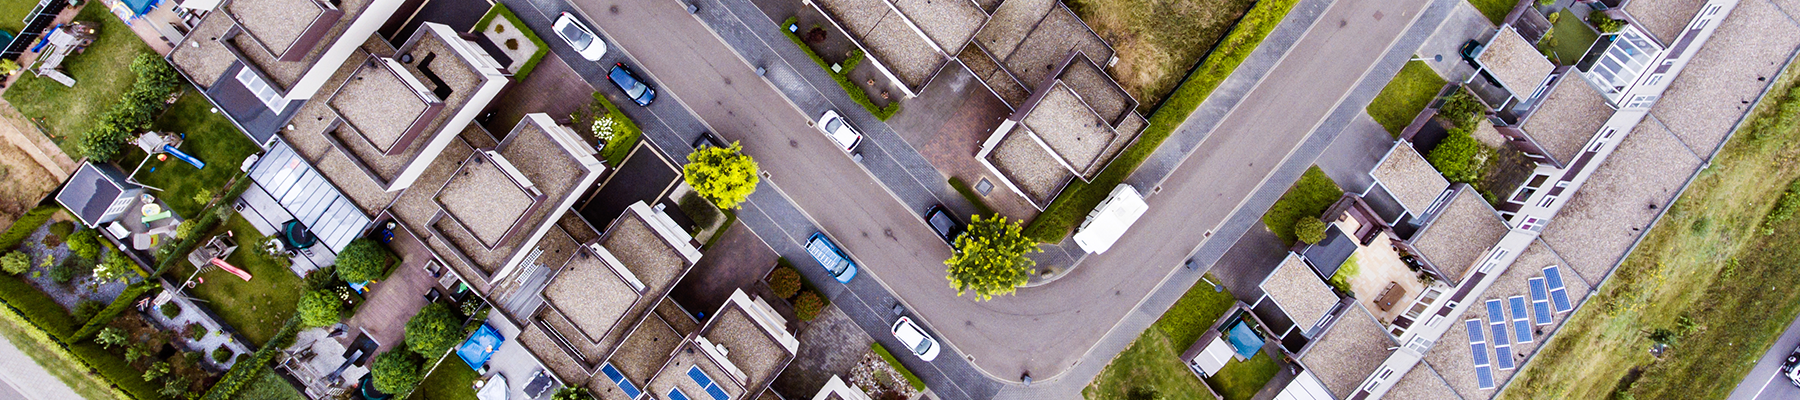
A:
[1225, 321, 1264, 359]
[457, 323, 503, 370]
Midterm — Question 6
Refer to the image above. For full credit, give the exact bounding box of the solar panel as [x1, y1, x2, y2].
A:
[1476, 366, 1496, 389]
[601, 363, 642, 399]
[1529, 277, 1553, 325]
[687, 366, 729, 400]
[1510, 296, 1532, 344]
[1486, 299, 1510, 347]
[669, 388, 691, 400]
[1466, 319, 1495, 389]
[1545, 266, 1573, 313]
[705, 386, 730, 400]
[1495, 344, 1515, 370]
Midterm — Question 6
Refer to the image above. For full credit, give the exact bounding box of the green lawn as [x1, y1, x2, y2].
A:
[0, 0, 38, 35]
[409, 361, 479, 400]
[1065, 0, 1259, 110]
[170, 214, 304, 346]
[1205, 353, 1279, 400]
[592, 92, 643, 167]
[475, 3, 548, 79]
[1539, 10, 1600, 65]
[1259, 166, 1343, 245]
[237, 368, 306, 400]
[117, 89, 261, 217]
[2, 4, 157, 156]
[1086, 275, 1239, 400]
[1024, 0, 1302, 243]
[1367, 61, 1447, 136]
[0, 300, 127, 400]
[1501, 64, 1800, 400]
[1467, 0, 1513, 25]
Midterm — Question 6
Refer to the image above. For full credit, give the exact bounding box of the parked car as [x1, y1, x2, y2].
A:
[608, 63, 656, 106]
[890, 316, 941, 361]
[806, 232, 857, 283]
[1785, 345, 1800, 387]
[692, 131, 727, 150]
[923, 205, 965, 245]
[816, 110, 863, 151]
[552, 13, 607, 61]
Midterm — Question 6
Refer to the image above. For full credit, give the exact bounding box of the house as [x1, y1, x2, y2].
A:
[55, 162, 144, 228]
[1368, 142, 1450, 224]
[813, 375, 874, 400]
[1296, 304, 1395, 399]
[168, 0, 408, 144]
[1257, 254, 1344, 340]
[1492, 73, 1615, 169]
[1396, 185, 1510, 285]
[1472, 26, 1556, 106]
[975, 50, 1146, 209]
[639, 289, 797, 400]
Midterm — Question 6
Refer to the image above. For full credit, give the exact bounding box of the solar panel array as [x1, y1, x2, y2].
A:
[687, 366, 730, 400]
[1509, 296, 1532, 344]
[1466, 319, 1495, 389]
[669, 388, 691, 400]
[1544, 266, 1573, 313]
[1529, 277, 1553, 325]
[1486, 299, 1515, 370]
[600, 363, 641, 399]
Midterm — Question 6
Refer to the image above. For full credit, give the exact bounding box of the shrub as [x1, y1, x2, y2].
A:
[1, 251, 27, 275]
[1294, 217, 1329, 244]
[1437, 88, 1486, 129]
[870, 342, 926, 391]
[1589, 12, 1626, 33]
[47, 220, 73, 241]
[335, 239, 394, 283]
[66, 229, 100, 260]
[125, 345, 149, 363]
[95, 327, 127, 349]
[1328, 254, 1361, 294]
[74, 300, 105, 322]
[793, 290, 824, 321]
[554, 387, 596, 400]
[80, 54, 182, 161]
[50, 255, 88, 283]
[0, 206, 57, 250]
[211, 347, 233, 363]
[297, 289, 344, 328]
[187, 323, 207, 341]
[404, 302, 462, 358]
[202, 317, 300, 400]
[93, 251, 137, 283]
[1427, 127, 1483, 183]
[767, 266, 801, 299]
[370, 348, 424, 395]
[160, 302, 181, 319]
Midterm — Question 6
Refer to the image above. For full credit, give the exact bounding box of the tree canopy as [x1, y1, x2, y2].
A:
[1294, 217, 1328, 244]
[335, 239, 393, 283]
[297, 290, 344, 328]
[943, 215, 1039, 301]
[404, 302, 462, 358]
[370, 348, 424, 395]
[683, 142, 760, 209]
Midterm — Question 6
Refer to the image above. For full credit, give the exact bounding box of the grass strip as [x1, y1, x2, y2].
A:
[1023, 0, 1302, 242]
[475, 3, 550, 79]
[780, 17, 900, 120]
[948, 177, 996, 217]
[871, 342, 927, 391]
[1365, 60, 1447, 136]
[0, 296, 129, 400]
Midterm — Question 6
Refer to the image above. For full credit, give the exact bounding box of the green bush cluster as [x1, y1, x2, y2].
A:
[335, 239, 394, 284]
[73, 281, 159, 340]
[1022, 0, 1301, 242]
[79, 54, 182, 161]
[404, 302, 463, 359]
[1426, 127, 1482, 183]
[65, 229, 100, 260]
[211, 347, 234, 363]
[782, 17, 900, 120]
[792, 290, 824, 321]
[297, 289, 344, 328]
[870, 342, 927, 391]
[202, 317, 301, 400]
[1293, 217, 1328, 244]
[684, 142, 760, 210]
[1588, 12, 1626, 33]
[0, 206, 58, 251]
[1, 252, 27, 275]
[767, 265, 801, 299]
[370, 345, 426, 395]
[1436, 89, 1486, 130]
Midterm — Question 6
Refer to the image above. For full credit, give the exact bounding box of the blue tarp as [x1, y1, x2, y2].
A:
[1226, 321, 1264, 359]
[119, 0, 156, 16]
[457, 323, 503, 370]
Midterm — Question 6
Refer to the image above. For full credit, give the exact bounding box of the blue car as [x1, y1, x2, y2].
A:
[806, 232, 857, 283]
[607, 63, 656, 106]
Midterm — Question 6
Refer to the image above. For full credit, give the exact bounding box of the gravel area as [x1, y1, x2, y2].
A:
[438, 156, 534, 246]
[1002, 6, 1110, 89]
[958, 45, 1030, 107]
[329, 60, 433, 153]
[1301, 304, 1395, 398]
[1261, 254, 1337, 329]
[227, 0, 326, 59]
[649, 343, 749, 400]
[481, 16, 540, 73]
[1384, 365, 1459, 400]
[1519, 81, 1612, 164]
[1410, 187, 1508, 281]
[1539, 116, 1700, 281]
[973, 0, 1054, 61]
[848, 350, 920, 400]
[518, 322, 589, 380]
[609, 315, 683, 389]
[1022, 83, 1114, 173]
[13, 224, 136, 313]
[703, 305, 791, 387]
[499, 122, 586, 197]
[603, 215, 688, 288]
[893, 0, 986, 52]
[146, 282, 253, 371]
[1371, 144, 1450, 214]
[169, 16, 236, 89]
[1647, 0, 1800, 156]
[986, 126, 1075, 206]
[1623, 0, 1707, 44]
[312, 151, 399, 211]
[816, 0, 891, 39]
[1478, 27, 1554, 96]
[862, 17, 948, 90]
[1058, 54, 1133, 124]
[544, 247, 641, 339]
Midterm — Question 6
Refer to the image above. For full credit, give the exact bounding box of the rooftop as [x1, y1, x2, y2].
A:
[700, 302, 793, 388]
[226, 0, 329, 59]
[1537, 116, 1700, 281]
[1261, 254, 1340, 331]
[890, 0, 986, 52]
[813, 0, 946, 91]
[984, 125, 1075, 207]
[1023, 83, 1116, 174]
[1383, 364, 1460, 400]
[1518, 79, 1613, 164]
[1479, 26, 1556, 97]
[1300, 304, 1394, 398]
[1000, 6, 1111, 88]
[532, 203, 700, 369]
[542, 243, 643, 341]
[1409, 186, 1509, 282]
[1624, 0, 1707, 45]
[598, 313, 683, 397]
[1426, 239, 1592, 398]
[1371, 143, 1450, 215]
[328, 57, 440, 155]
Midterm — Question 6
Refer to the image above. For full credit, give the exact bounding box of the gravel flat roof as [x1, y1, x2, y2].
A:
[648, 343, 748, 400]
[1058, 54, 1133, 124]
[959, 45, 1030, 107]
[986, 126, 1074, 206]
[602, 215, 688, 291]
[170, 16, 236, 89]
[1385, 365, 1460, 400]
[1372, 143, 1450, 214]
[1519, 80, 1612, 164]
[329, 60, 432, 153]
[227, 0, 324, 57]
[1624, 0, 1706, 45]
[1426, 238, 1593, 399]
[1301, 304, 1395, 398]
[437, 155, 535, 247]
[1648, 0, 1800, 156]
[1538, 116, 1699, 281]
[1023, 83, 1114, 173]
[544, 245, 641, 342]
[1410, 187, 1508, 282]
[702, 305, 791, 388]
[607, 315, 682, 391]
[1479, 27, 1554, 96]
[1002, 6, 1110, 88]
[1262, 254, 1339, 329]
[974, 0, 1054, 61]
[893, 0, 986, 52]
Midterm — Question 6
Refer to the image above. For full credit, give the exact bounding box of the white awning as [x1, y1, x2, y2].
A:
[1074, 184, 1148, 254]
[1275, 370, 1334, 400]
[247, 140, 372, 253]
[1191, 337, 1234, 377]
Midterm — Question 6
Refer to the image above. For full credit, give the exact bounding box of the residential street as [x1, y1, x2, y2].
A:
[1728, 312, 1800, 400]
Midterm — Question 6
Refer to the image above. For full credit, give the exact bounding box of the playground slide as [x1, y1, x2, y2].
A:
[162, 145, 206, 169]
[209, 258, 252, 281]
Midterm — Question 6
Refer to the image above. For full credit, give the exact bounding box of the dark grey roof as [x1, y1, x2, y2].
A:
[206, 62, 303, 145]
[56, 163, 131, 226]
[1303, 226, 1356, 280]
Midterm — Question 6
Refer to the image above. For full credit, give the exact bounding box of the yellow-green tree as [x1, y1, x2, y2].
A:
[944, 215, 1038, 301]
[684, 142, 760, 209]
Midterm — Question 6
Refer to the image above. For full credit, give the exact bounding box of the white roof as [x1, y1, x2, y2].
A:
[1276, 370, 1335, 400]
[1191, 337, 1235, 377]
[1074, 184, 1148, 253]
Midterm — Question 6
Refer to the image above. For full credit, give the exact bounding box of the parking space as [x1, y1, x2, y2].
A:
[670, 222, 781, 320]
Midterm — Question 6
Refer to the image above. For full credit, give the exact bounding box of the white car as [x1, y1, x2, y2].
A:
[553, 12, 607, 61]
[890, 316, 940, 362]
[816, 110, 863, 151]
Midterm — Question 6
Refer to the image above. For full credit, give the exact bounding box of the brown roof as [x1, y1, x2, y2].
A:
[1479, 26, 1555, 96]
[1519, 80, 1613, 164]
[1384, 364, 1462, 400]
[1300, 304, 1395, 398]
[700, 304, 793, 389]
[1372, 143, 1451, 214]
[1410, 187, 1509, 282]
[1261, 254, 1339, 330]
[1624, 0, 1706, 45]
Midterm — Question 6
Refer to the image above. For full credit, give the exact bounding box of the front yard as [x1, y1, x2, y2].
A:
[1086, 275, 1255, 400]
[409, 361, 479, 400]
[1066, 0, 1259, 111]
[2, 4, 158, 157]
[120, 89, 262, 217]
[1260, 166, 1343, 245]
[167, 214, 305, 346]
[1366, 61, 1447, 136]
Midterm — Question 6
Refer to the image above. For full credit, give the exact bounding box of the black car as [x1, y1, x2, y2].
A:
[924, 206, 965, 245]
[692, 131, 726, 150]
[607, 63, 656, 106]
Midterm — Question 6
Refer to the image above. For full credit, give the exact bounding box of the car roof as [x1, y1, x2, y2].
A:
[893, 318, 927, 345]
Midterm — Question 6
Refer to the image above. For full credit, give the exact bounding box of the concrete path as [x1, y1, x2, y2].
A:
[1728, 311, 1800, 400]
[0, 332, 85, 400]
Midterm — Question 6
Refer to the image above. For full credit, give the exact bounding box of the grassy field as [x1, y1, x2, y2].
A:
[0, 0, 37, 35]
[1466, 0, 1513, 25]
[170, 214, 305, 346]
[1260, 166, 1342, 245]
[0, 299, 128, 400]
[238, 368, 306, 400]
[1066, 0, 1259, 111]
[1366, 61, 1447, 136]
[1024, 0, 1301, 242]
[409, 362, 479, 400]
[1085, 275, 1238, 400]
[1538, 10, 1600, 65]
[117, 89, 261, 217]
[3, 4, 157, 156]
[1500, 67, 1800, 400]
[1206, 352, 1280, 400]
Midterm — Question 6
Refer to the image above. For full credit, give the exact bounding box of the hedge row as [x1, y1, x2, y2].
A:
[781, 17, 900, 120]
[870, 342, 926, 391]
[0, 273, 160, 398]
[0, 295, 133, 400]
[0, 206, 58, 250]
[202, 316, 300, 400]
[72, 281, 160, 340]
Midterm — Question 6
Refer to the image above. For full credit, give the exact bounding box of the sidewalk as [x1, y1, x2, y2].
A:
[0, 331, 85, 400]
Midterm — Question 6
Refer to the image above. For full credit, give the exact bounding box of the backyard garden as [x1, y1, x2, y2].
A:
[1085, 275, 1277, 400]
[3, 4, 158, 157]
[163, 213, 310, 346]
[1537, 10, 1600, 66]
[1065, 0, 1258, 111]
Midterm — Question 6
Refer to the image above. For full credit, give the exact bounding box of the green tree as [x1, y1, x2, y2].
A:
[94, 251, 136, 283]
[142, 361, 170, 382]
[370, 349, 424, 395]
[297, 290, 344, 328]
[1, 251, 28, 275]
[158, 377, 188, 398]
[335, 239, 393, 283]
[1427, 127, 1483, 184]
[1436, 88, 1486, 129]
[95, 327, 127, 349]
[65, 229, 100, 260]
[553, 387, 596, 400]
[683, 142, 760, 209]
[943, 215, 1039, 301]
[1294, 217, 1329, 244]
[1589, 12, 1626, 33]
[404, 303, 462, 358]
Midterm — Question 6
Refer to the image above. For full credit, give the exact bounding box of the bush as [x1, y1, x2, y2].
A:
[72, 283, 156, 340]
[1437, 88, 1486, 129]
[202, 317, 301, 400]
[554, 387, 596, 400]
[793, 290, 824, 321]
[93, 251, 137, 283]
[1294, 217, 1328, 244]
[0, 206, 57, 250]
[1, 252, 27, 275]
[870, 342, 927, 391]
[370, 348, 424, 395]
[684, 143, 760, 210]
[65, 229, 99, 260]
[160, 301, 181, 319]
[1427, 127, 1483, 183]
[50, 255, 89, 283]
[80, 54, 182, 161]
[74, 299, 105, 322]
[297, 289, 344, 328]
[95, 326, 127, 349]
[1588, 12, 1626, 33]
[767, 266, 801, 299]
[404, 303, 462, 358]
[335, 239, 394, 283]
[212, 347, 233, 363]
[187, 323, 208, 341]
[0, 274, 82, 338]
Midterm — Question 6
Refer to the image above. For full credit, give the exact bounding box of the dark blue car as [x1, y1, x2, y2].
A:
[607, 63, 656, 106]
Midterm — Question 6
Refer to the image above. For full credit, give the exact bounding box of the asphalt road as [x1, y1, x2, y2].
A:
[548, 0, 1435, 385]
[1728, 313, 1800, 400]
